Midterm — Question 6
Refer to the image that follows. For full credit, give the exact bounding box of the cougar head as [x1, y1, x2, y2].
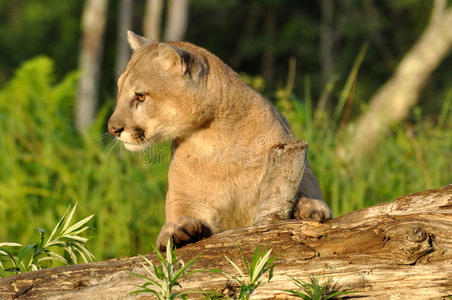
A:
[108, 31, 210, 151]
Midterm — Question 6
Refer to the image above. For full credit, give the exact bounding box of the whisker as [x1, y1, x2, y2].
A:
[96, 132, 112, 143]
[105, 139, 119, 156]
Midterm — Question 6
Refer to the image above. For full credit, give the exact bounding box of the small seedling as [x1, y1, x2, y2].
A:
[0, 203, 94, 278]
[130, 239, 200, 299]
[212, 246, 277, 300]
[284, 274, 356, 300]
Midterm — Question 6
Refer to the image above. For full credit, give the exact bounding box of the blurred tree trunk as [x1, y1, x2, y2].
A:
[115, 0, 133, 78]
[164, 0, 189, 41]
[76, 0, 108, 131]
[343, 0, 452, 161]
[320, 0, 334, 86]
[143, 0, 163, 41]
[261, 9, 275, 84]
[231, 4, 261, 69]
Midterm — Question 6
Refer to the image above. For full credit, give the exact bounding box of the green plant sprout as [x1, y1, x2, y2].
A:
[130, 239, 201, 299]
[284, 275, 357, 300]
[0, 203, 94, 278]
[212, 246, 277, 300]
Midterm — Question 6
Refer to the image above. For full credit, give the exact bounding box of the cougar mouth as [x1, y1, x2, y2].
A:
[122, 141, 148, 152]
[115, 127, 151, 152]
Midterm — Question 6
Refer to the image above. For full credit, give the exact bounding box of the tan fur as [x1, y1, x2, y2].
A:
[109, 32, 332, 250]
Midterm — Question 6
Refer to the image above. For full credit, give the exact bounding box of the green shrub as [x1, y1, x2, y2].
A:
[0, 203, 94, 278]
[0, 57, 168, 260]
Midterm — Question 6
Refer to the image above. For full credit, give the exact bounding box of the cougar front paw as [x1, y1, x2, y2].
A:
[292, 197, 332, 222]
[156, 216, 213, 251]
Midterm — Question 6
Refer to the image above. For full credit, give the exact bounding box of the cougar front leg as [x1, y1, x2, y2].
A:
[157, 216, 212, 251]
[157, 193, 213, 251]
[253, 141, 308, 226]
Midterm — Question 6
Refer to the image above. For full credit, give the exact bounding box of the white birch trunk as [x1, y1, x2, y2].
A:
[115, 0, 133, 78]
[143, 0, 163, 41]
[343, 1, 452, 161]
[76, 0, 108, 130]
[164, 0, 189, 41]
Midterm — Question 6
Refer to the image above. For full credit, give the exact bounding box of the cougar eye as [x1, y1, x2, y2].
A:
[135, 93, 146, 102]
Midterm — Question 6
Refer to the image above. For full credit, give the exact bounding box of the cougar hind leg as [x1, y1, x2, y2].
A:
[292, 197, 332, 222]
[292, 162, 332, 222]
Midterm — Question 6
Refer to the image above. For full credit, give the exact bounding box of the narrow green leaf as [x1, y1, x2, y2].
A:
[0, 243, 22, 247]
[252, 249, 272, 282]
[0, 249, 12, 258]
[224, 255, 245, 278]
[0, 248, 17, 266]
[64, 246, 77, 264]
[166, 239, 174, 266]
[71, 245, 88, 263]
[47, 205, 71, 245]
[18, 244, 35, 264]
[61, 202, 77, 233]
[283, 290, 311, 300]
[129, 287, 160, 297]
[37, 227, 46, 248]
[140, 255, 164, 283]
[68, 226, 90, 237]
[3, 267, 20, 273]
[173, 257, 197, 281]
[150, 243, 166, 265]
[268, 266, 274, 282]
[63, 214, 94, 235]
[324, 290, 358, 299]
[334, 42, 368, 120]
[238, 245, 250, 276]
[249, 247, 260, 279]
[72, 241, 95, 261]
[43, 240, 65, 248]
[44, 251, 68, 264]
[129, 271, 161, 287]
[61, 234, 88, 243]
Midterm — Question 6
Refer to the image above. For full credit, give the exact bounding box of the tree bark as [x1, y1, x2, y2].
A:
[143, 0, 163, 41]
[342, 0, 452, 161]
[75, 0, 108, 130]
[164, 0, 189, 41]
[1, 185, 451, 299]
[115, 0, 133, 78]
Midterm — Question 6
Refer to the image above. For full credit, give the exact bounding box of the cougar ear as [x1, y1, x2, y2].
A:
[156, 43, 206, 81]
[127, 30, 154, 51]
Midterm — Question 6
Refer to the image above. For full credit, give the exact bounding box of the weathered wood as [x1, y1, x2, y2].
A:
[1, 185, 451, 299]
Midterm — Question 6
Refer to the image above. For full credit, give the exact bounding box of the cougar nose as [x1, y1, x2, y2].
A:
[109, 126, 124, 137]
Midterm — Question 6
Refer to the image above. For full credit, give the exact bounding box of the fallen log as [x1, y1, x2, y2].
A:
[0, 185, 451, 299]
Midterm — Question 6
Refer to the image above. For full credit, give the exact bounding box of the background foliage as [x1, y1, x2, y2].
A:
[0, 0, 451, 260]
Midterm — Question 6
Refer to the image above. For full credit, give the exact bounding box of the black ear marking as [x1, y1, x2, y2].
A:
[180, 50, 207, 82]
[157, 43, 207, 82]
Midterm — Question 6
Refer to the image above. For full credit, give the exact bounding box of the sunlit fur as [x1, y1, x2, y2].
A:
[108, 32, 332, 250]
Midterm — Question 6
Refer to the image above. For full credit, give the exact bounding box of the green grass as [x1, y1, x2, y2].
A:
[132, 242, 276, 300]
[211, 246, 277, 300]
[284, 275, 357, 299]
[130, 239, 200, 299]
[0, 56, 451, 261]
[0, 203, 94, 278]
